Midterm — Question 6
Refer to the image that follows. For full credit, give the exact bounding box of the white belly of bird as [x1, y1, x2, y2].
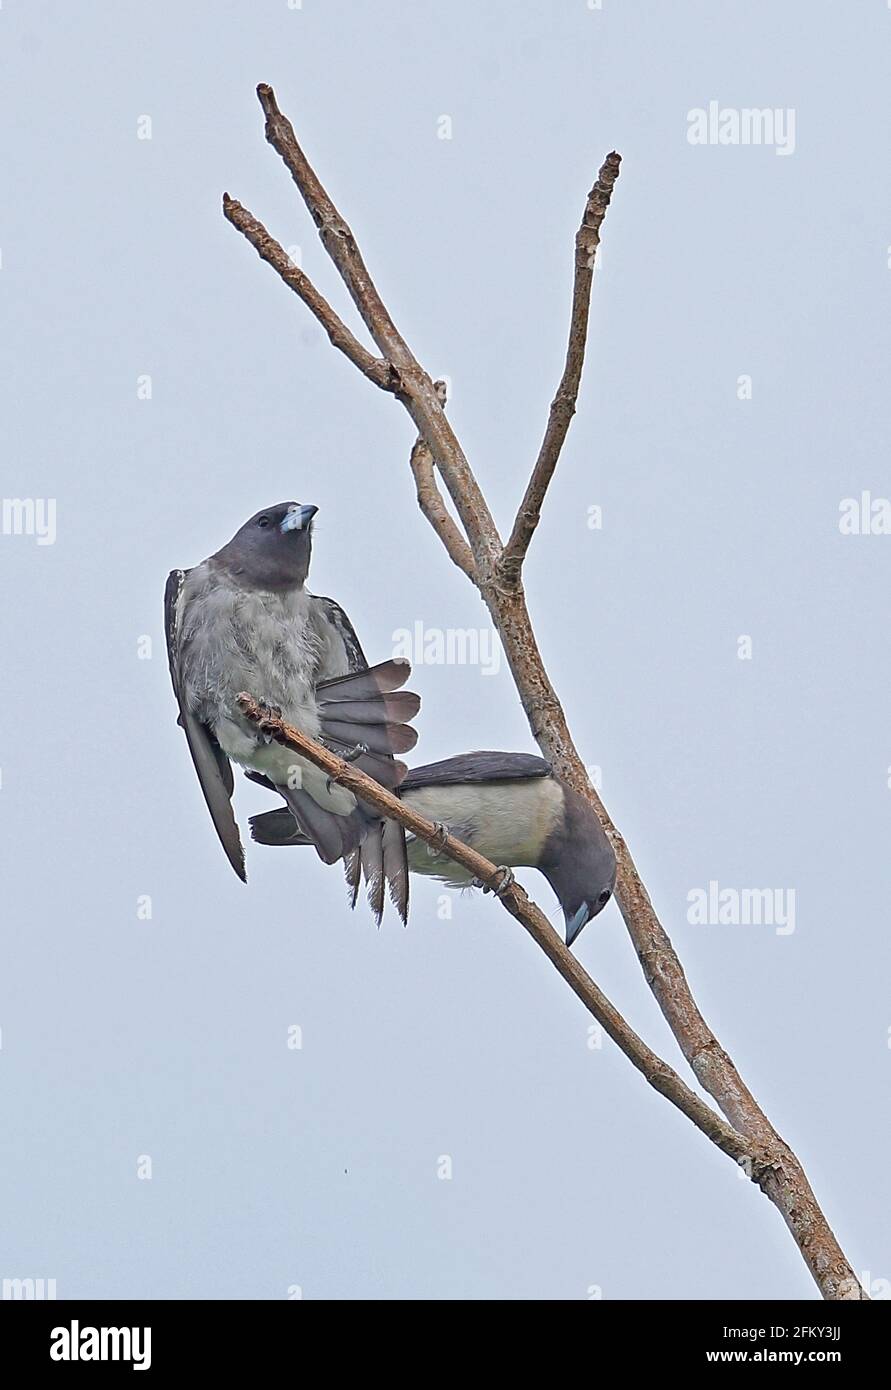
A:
[403, 778, 564, 883]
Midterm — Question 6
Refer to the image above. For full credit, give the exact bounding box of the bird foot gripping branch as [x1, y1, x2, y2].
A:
[255, 698, 283, 738]
[487, 866, 516, 898]
[428, 821, 451, 852]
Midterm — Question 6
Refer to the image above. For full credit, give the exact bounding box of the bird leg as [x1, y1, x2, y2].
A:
[255, 699, 284, 742]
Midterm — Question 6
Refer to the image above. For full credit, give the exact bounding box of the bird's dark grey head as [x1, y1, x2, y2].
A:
[213, 501, 318, 591]
[540, 784, 617, 948]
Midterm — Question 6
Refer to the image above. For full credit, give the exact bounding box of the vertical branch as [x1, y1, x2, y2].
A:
[499, 152, 621, 585]
[409, 380, 477, 581]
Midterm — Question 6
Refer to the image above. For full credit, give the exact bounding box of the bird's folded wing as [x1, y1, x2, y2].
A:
[165, 568, 246, 881]
[400, 751, 551, 791]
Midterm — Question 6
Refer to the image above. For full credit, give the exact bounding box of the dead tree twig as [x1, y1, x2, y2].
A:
[408, 380, 476, 580]
[225, 84, 866, 1300]
[499, 152, 621, 584]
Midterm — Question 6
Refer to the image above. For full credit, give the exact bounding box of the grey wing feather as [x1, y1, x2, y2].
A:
[312, 595, 368, 674]
[314, 657, 416, 919]
[165, 568, 247, 882]
[249, 807, 310, 846]
[315, 659, 414, 698]
[315, 661, 418, 772]
[322, 717, 417, 757]
[318, 691, 420, 724]
[282, 786, 363, 866]
[401, 751, 551, 791]
[250, 594, 416, 923]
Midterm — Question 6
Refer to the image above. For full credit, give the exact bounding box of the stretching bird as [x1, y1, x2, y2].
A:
[249, 751, 616, 947]
[164, 501, 419, 920]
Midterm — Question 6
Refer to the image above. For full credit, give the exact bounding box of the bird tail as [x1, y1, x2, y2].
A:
[250, 805, 409, 926]
[317, 657, 413, 921]
[246, 658, 417, 923]
[382, 816, 409, 923]
[356, 818, 409, 925]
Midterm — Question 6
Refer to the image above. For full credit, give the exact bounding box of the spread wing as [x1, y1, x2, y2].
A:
[164, 568, 246, 881]
[256, 592, 415, 923]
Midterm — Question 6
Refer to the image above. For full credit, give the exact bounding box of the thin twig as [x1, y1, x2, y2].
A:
[222, 195, 394, 390]
[251, 83, 504, 574]
[499, 152, 621, 585]
[409, 381, 477, 580]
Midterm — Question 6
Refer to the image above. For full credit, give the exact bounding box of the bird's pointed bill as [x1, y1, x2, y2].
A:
[280, 503, 318, 533]
[565, 902, 590, 948]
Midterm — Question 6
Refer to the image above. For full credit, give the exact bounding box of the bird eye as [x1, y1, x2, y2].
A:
[257, 516, 270, 529]
[598, 889, 611, 905]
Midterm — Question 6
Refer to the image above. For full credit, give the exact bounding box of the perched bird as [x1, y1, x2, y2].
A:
[250, 751, 617, 947]
[164, 501, 419, 920]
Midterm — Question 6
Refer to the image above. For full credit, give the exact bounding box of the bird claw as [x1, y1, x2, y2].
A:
[255, 699, 283, 740]
[488, 866, 515, 898]
[325, 742, 369, 789]
[320, 738, 368, 763]
[426, 821, 451, 856]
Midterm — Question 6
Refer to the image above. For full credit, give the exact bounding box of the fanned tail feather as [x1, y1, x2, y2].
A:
[344, 848, 361, 909]
[382, 817, 409, 924]
[359, 829, 385, 925]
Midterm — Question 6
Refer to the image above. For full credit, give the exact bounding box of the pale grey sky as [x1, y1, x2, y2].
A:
[1, 0, 889, 1299]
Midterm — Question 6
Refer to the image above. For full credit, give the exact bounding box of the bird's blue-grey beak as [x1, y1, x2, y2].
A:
[565, 903, 590, 949]
[280, 503, 318, 533]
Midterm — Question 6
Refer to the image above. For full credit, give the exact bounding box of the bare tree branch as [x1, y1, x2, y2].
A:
[500, 151, 622, 585]
[251, 83, 504, 574]
[256, 83, 408, 365]
[237, 693, 763, 1170]
[226, 85, 868, 1301]
[409, 381, 477, 581]
[222, 194, 394, 390]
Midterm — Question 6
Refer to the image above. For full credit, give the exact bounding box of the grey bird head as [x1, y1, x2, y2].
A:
[540, 784, 617, 947]
[213, 501, 319, 591]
